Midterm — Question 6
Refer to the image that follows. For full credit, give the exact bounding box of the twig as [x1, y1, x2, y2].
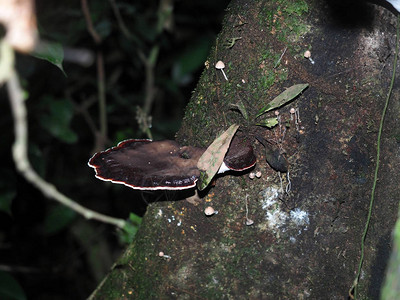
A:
[278, 171, 284, 194]
[136, 106, 153, 140]
[137, 49, 158, 139]
[96, 51, 108, 150]
[71, 96, 98, 137]
[109, 0, 134, 40]
[285, 171, 291, 195]
[80, 0, 108, 151]
[81, 0, 101, 44]
[245, 195, 249, 219]
[110, 0, 165, 140]
[274, 47, 287, 69]
[245, 195, 254, 225]
[138, 49, 158, 116]
[7, 68, 126, 229]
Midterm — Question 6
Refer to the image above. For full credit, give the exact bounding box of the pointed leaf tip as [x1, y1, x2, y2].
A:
[197, 124, 239, 190]
[256, 83, 308, 118]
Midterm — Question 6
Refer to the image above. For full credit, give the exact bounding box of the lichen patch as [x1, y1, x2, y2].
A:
[259, 186, 309, 236]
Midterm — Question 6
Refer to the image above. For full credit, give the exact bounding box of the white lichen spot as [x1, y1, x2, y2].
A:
[260, 186, 279, 209]
[260, 186, 287, 231]
[290, 208, 309, 228]
[260, 186, 310, 237]
[265, 210, 288, 231]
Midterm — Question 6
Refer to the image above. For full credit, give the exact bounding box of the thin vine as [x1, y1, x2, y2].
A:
[351, 14, 400, 299]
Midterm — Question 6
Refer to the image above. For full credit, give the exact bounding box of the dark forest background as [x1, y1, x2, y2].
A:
[0, 0, 230, 298]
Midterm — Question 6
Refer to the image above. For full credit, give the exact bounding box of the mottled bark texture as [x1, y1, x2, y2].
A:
[90, 0, 400, 298]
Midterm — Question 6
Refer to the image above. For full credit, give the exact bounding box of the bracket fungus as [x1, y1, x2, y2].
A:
[218, 135, 256, 173]
[88, 139, 204, 190]
[88, 136, 256, 191]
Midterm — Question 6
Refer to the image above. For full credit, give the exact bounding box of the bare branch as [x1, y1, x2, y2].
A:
[7, 67, 126, 229]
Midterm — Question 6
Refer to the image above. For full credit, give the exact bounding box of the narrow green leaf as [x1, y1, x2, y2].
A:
[0, 271, 27, 300]
[129, 212, 142, 226]
[32, 41, 66, 76]
[256, 117, 279, 128]
[256, 83, 308, 118]
[197, 124, 240, 190]
[119, 213, 143, 244]
[229, 100, 248, 120]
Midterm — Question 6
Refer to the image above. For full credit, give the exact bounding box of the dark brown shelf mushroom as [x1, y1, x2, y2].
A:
[88, 137, 256, 191]
[88, 139, 204, 190]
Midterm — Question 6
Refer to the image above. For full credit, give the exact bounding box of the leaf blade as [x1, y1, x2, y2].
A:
[32, 41, 66, 76]
[256, 83, 308, 118]
[255, 117, 278, 128]
[197, 124, 239, 190]
[229, 100, 249, 121]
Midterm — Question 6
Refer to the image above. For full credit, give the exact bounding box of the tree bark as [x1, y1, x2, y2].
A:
[90, 0, 400, 298]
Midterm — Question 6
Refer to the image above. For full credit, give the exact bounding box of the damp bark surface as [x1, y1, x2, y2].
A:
[89, 0, 400, 299]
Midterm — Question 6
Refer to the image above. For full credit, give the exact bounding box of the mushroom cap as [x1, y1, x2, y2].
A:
[304, 50, 311, 58]
[215, 60, 225, 69]
[223, 135, 256, 171]
[245, 219, 254, 226]
[88, 139, 204, 190]
[204, 206, 215, 216]
[89, 136, 256, 190]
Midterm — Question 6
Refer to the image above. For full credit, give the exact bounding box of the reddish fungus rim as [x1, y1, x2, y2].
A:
[222, 136, 257, 172]
[88, 137, 256, 191]
[224, 160, 257, 172]
[88, 139, 199, 191]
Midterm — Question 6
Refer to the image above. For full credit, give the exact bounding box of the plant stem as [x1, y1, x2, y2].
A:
[351, 14, 400, 299]
[81, 0, 108, 151]
[8, 68, 126, 229]
[97, 51, 108, 148]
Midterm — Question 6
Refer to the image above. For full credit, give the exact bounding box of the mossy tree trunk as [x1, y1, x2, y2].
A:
[90, 0, 400, 298]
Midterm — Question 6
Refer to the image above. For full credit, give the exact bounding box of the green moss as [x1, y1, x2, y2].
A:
[259, 0, 310, 43]
[284, 0, 308, 15]
[278, 70, 288, 81]
[258, 72, 276, 91]
[246, 45, 289, 102]
[99, 208, 167, 299]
